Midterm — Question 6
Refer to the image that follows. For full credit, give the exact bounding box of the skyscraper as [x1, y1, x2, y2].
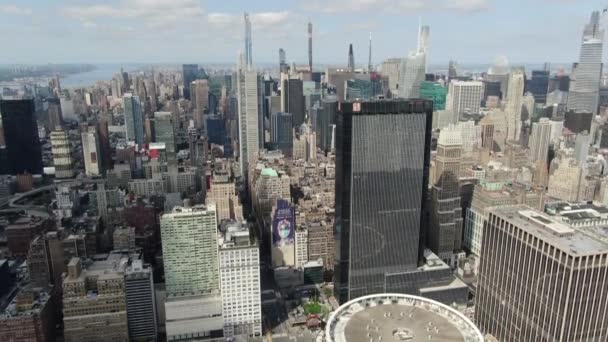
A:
[271, 112, 293, 156]
[153, 112, 176, 161]
[429, 125, 463, 265]
[347, 44, 355, 72]
[316, 97, 338, 152]
[279, 48, 287, 72]
[445, 80, 483, 120]
[124, 260, 157, 341]
[244, 12, 252, 68]
[182, 64, 199, 100]
[506, 68, 525, 141]
[528, 118, 551, 162]
[567, 11, 604, 114]
[123, 93, 145, 146]
[398, 24, 429, 98]
[51, 129, 74, 179]
[368, 32, 373, 72]
[528, 69, 550, 104]
[280, 75, 305, 126]
[476, 206, 608, 341]
[237, 57, 260, 179]
[334, 100, 433, 303]
[82, 126, 102, 177]
[308, 21, 313, 72]
[0, 99, 42, 175]
[192, 79, 209, 130]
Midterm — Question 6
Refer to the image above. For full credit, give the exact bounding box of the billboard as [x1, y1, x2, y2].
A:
[272, 199, 295, 247]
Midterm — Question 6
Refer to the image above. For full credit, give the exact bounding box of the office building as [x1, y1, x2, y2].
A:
[192, 79, 209, 130]
[219, 221, 262, 338]
[63, 257, 129, 342]
[206, 169, 242, 222]
[237, 61, 260, 178]
[429, 125, 463, 265]
[420, 81, 448, 110]
[123, 94, 145, 146]
[567, 11, 603, 114]
[548, 157, 586, 202]
[476, 206, 608, 341]
[271, 112, 293, 156]
[445, 81, 483, 120]
[316, 97, 338, 152]
[182, 64, 198, 100]
[161, 205, 219, 296]
[82, 126, 102, 177]
[564, 110, 593, 134]
[161, 205, 222, 340]
[398, 24, 429, 99]
[153, 111, 176, 160]
[308, 21, 313, 71]
[206, 115, 226, 146]
[6, 216, 51, 257]
[528, 118, 552, 162]
[50, 129, 74, 179]
[335, 100, 467, 303]
[574, 130, 591, 163]
[0, 287, 55, 342]
[281, 76, 306, 126]
[528, 69, 550, 103]
[0, 99, 42, 174]
[326, 68, 355, 101]
[347, 43, 355, 72]
[97, 117, 112, 171]
[381, 58, 402, 96]
[124, 260, 157, 341]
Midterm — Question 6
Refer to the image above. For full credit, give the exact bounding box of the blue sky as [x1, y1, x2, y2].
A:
[0, 0, 604, 66]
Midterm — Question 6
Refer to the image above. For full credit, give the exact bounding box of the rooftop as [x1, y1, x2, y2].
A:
[326, 294, 483, 342]
[492, 206, 608, 256]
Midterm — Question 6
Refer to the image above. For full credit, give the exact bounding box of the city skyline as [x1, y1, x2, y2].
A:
[0, 0, 605, 65]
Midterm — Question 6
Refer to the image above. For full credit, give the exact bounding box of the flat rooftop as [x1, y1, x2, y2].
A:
[493, 206, 608, 256]
[326, 294, 483, 342]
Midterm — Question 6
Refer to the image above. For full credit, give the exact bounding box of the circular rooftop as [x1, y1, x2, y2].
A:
[325, 294, 483, 342]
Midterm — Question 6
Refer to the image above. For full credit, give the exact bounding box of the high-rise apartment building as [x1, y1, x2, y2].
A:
[82, 126, 102, 177]
[567, 11, 603, 114]
[334, 100, 433, 302]
[429, 125, 463, 265]
[506, 68, 525, 141]
[219, 221, 262, 338]
[0, 99, 42, 174]
[445, 80, 483, 120]
[528, 118, 552, 163]
[244, 12, 252, 68]
[476, 206, 608, 341]
[50, 129, 74, 179]
[123, 94, 145, 146]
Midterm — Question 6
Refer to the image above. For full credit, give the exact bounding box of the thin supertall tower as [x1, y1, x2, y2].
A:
[368, 32, 373, 72]
[308, 21, 313, 72]
[244, 12, 252, 68]
[347, 44, 355, 72]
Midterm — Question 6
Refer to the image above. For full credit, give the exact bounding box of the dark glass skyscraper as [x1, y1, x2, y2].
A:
[271, 112, 293, 156]
[316, 97, 338, 152]
[334, 99, 433, 303]
[528, 70, 550, 104]
[0, 99, 43, 174]
[182, 64, 199, 100]
[281, 78, 305, 127]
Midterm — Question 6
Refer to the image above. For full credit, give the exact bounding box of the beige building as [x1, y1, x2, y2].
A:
[548, 157, 586, 202]
[206, 170, 242, 222]
[62, 257, 128, 342]
[476, 206, 608, 341]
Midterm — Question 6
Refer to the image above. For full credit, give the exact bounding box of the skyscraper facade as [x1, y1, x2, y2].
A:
[445, 80, 483, 120]
[237, 64, 260, 178]
[153, 111, 176, 161]
[123, 94, 145, 146]
[182, 64, 199, 100]
[81, 126, 102, 177]
[398, 24, 429, 99]
[334, 100, 433, 303]
[429, 125, 463, 265]
[192, 79, 209, 130]
[506, 68, 525, 141]
[308, 21, 313, 71]
[420, 81, 448, 110]
[347, 44, 355, 72]
[271, 112, 293, 156]
[476, 206, 608, 341]
[161, 205, 219, 296]
[528, 69, 550, 104]
[244, 12, 252, 68]
[281, 76, 306, 126]
[0, 99, 42, 175]
[567, 11, 604, 114]
[528, 118, 551, 162]
[316, 97, 338, 152]
[51, 129, 74, 179]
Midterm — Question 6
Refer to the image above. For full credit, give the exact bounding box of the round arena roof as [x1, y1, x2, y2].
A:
[325, 294, 484, 342]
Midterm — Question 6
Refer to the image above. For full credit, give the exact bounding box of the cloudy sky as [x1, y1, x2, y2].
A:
[0, 0, 604, 65]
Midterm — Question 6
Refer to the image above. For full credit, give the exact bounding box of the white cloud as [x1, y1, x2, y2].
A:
[445, 0, 488, 12]
[0, 4, 33, 16]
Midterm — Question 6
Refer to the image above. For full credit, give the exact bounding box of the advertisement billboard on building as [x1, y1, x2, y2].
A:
[272, 199, 295, 247]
